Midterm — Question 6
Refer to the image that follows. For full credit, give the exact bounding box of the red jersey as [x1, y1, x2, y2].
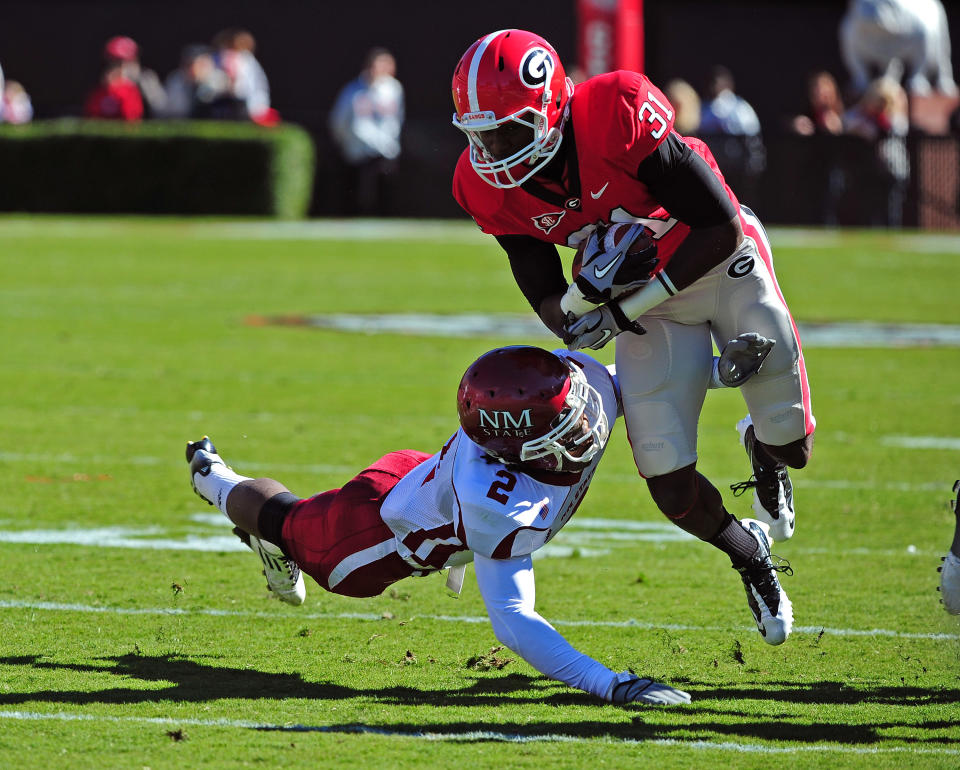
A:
[452, 70, 739, 274]
[84, 78, 143, 121]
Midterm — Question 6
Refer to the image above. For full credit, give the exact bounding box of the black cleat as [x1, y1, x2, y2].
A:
[731, 416, 795, 541]
[733, 519, 794, 644]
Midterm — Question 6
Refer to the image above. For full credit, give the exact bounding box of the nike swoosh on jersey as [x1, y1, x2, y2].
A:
[590, 182, 609, 199]
[593, 254, 621, 278]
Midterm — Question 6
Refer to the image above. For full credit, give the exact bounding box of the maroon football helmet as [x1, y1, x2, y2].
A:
[457, 346, 608, 472]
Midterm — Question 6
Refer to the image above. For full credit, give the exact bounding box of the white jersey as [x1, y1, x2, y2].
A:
[380, 351, 619, 572]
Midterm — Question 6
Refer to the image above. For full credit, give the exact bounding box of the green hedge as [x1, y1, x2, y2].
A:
[0, 119, 315, 218]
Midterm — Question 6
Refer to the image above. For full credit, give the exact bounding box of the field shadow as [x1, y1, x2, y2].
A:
[0, 653, 560, 708]
[2, 655, 958, 746]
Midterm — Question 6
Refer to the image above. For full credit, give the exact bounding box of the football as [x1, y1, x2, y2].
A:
[572, 222, 657, 279]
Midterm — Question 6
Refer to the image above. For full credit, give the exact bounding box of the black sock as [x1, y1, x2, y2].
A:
[256, 492, 299, 551]
[708, 513, 759, 565]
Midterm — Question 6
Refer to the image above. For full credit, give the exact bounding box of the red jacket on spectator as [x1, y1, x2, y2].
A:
[84, 75, 143, 120]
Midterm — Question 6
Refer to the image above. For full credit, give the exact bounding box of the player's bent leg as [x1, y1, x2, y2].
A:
[645, 466, 794, 644]
[186, 437, 306, 605]
[712, 212, 815, 541]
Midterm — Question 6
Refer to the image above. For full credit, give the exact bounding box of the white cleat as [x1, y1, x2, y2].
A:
[245, 532, 306, 606]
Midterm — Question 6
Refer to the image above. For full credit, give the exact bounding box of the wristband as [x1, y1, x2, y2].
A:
[616, 277, 673, 321]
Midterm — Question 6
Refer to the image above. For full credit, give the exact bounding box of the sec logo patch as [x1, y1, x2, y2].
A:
[727, 254, 754, 278]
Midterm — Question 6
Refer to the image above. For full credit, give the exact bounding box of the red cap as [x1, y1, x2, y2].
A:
[105, 36, 139, 62]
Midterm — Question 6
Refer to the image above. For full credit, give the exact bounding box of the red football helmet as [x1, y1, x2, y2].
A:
[452, 29, 575, 188]
[457, 346, 608, 473]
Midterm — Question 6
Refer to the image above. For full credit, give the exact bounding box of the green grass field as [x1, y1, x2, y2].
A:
[1, 217, 958, 768]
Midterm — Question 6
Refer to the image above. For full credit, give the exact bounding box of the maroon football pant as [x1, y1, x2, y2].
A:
[280, 450, 431, 597]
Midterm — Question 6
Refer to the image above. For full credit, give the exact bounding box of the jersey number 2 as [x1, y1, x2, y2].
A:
[486, 470, 517, 504]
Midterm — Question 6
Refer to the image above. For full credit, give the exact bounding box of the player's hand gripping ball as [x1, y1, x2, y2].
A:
[564, 223, 659, 315]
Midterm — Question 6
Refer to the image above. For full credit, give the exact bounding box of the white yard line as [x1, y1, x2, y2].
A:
[0, 599, 956, 641]
[0, 710, 956, 755]
[882, 436, 960, 450]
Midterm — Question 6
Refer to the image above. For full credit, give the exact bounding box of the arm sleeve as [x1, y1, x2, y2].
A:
[636, 132, 737, 227]
[473, 552, 617, 699]
[495, 234, 569, 315]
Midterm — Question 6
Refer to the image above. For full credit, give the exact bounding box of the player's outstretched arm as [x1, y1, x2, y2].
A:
[473, 553, 690, 705]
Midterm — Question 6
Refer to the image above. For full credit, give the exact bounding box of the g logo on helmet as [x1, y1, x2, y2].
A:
[519, 48, 554, 89]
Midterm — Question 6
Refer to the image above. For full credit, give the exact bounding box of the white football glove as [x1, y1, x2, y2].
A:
[713, 333, 776, 388]
[564, 302, 645, 351]
[607, 671, 691, 706]
[561, 223, 659, 316]
[939, 481, 960, 615]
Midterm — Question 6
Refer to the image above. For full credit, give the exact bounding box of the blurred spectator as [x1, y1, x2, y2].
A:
[103, 35, 167, 118]
[698, 65, 766, 204]
[843, 76, 910, 226]
[791, 71, 845, 136]
[789, 71, 846, 225]
[700, 65, 761, 135]
[3, 80, 33, 124]
[664, 78, 700, 136]
[329, 47, 405, 216]
[210, 28, 276, 124]
[160, 44, 230, 119]
[84, 59, 143, 120]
